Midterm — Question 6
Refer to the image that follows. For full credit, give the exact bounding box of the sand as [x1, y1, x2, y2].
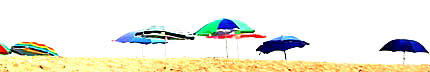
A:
[0, 56, 429, 72]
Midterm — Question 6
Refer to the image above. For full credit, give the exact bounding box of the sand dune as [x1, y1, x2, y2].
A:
[0, 56, 429, 72]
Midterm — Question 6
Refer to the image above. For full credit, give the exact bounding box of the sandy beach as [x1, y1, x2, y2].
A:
[0, 56, 428, 72]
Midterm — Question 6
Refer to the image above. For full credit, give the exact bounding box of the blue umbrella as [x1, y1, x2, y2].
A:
[379, 39, 429, 64]
[115, 31, 167, 56]
[256, 36, 309, 60]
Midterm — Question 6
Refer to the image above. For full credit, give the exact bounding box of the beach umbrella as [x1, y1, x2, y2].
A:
[13, 42, 58, 56]
[136, 26, 194, 57]
[0, 42, 11, 55]
[379, 39, 429, 64]
[195, 18, 263, 58]
[10, 42, 58, 56]
[114, 31, 167, 57]
[256, 36, 310, 60]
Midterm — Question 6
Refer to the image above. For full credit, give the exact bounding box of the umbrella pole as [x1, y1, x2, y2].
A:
[403, 51, 406, 64]
[164, 36, 167, 57]
[283, 51, 287, 61]
[237, 39, 239, 58]
[164, 43, 167, 57]
[225, 38, 229, 58]
[142, 46, 144, 57]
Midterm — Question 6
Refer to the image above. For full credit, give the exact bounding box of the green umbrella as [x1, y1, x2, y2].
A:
[194, 18, 257, 58]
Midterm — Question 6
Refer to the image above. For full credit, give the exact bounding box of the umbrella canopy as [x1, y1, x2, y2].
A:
[137, 26, 194, 40]
[257, 40, 309, 54]
[115, 31, 167, 44]
[379, 39, 429, 64]
[256, 36, 309, 60]
[194, 18, 255, 36]
[256, 36, 310, 54]
[11, 42, 58, 56]
[380, 39, 428, 53]
[0, 42, 11, 55]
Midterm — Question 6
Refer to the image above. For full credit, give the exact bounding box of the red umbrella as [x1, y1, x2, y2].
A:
[194, 18, 264, 58]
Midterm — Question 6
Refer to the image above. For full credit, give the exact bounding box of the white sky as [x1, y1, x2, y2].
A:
[1, 0, 430, 64]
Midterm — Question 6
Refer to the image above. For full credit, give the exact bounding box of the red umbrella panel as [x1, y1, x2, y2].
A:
[206, 34, 266, 39]
[206, 33, 266, 58]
